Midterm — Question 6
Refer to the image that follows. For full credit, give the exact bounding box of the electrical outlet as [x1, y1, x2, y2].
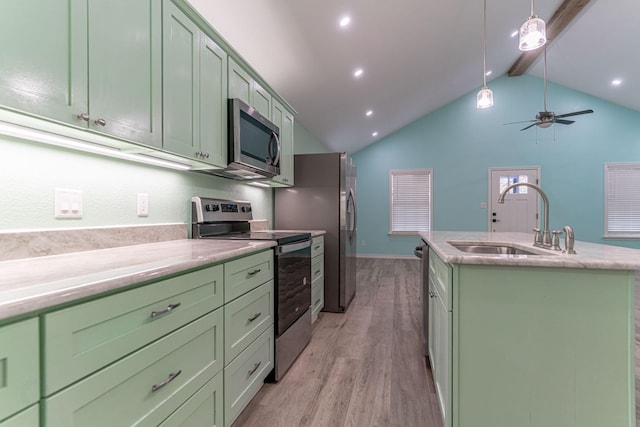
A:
[55, 188, 83, 219]
[137, 193, 149, 217]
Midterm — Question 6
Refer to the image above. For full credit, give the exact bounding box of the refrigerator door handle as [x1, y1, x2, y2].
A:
[347, 189, 357, 241]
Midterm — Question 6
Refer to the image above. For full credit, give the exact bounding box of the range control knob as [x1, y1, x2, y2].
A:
[241, 206, 252, 213]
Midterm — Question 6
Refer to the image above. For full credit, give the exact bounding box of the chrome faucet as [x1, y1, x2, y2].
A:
[497, 182, 551, 247]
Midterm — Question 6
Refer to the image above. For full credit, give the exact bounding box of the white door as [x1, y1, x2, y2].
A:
[489, 167, 540, 233]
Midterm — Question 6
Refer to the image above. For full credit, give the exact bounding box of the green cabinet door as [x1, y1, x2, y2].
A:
[199, 34, 228, 167]
[87, 0, 162, 147]
[251, 81, 271, 120]
[270, 99, 294, 186]
[163, 0, 227, 166]
[0, 0, 87, 125]
[228, 58, 251, 105]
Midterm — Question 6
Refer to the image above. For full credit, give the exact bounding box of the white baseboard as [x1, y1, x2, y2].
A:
[356, 253, 418, 260]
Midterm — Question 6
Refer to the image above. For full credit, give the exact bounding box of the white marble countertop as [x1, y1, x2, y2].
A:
[421, 231, 640, 270]
[0, 239, 275, 322]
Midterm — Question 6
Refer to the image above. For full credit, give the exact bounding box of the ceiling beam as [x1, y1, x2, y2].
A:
[508, 0, 592, 76]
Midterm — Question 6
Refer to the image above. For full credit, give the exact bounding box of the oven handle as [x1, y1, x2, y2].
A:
[277, 239, 311, 255]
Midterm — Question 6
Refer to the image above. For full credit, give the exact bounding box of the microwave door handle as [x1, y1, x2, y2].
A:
[271, 132, 281, 166]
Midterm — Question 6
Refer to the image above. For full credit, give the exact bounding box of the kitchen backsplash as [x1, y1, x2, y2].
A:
[0, 223, 187, 261]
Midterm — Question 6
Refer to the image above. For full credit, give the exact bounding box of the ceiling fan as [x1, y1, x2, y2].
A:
[506, 48, 593, 131]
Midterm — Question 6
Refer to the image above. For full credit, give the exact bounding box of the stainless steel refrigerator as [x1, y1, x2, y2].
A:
[275, 152, 357, 313]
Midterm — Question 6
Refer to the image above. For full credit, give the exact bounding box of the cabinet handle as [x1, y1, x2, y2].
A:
[94, 118, 106, 126]
[247, 268, 261, 277]
[77, 112, 89, 121]
[314, 245, 321, 250]
[150, 302, 181, 319]
[429, 291, 437, 298]
[195, 151, 202, 157]
[248, 361, 261, 376]
[248, 312, 262, 322]
[314, 270, 321, 275]
[151, 370, 182, 392]
[205, 152, 210, 158]
[314, 299, 321, 305]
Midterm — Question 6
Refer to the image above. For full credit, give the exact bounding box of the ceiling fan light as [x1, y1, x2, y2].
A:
[519, 16, 546, 51]
[477, 87, 494, 109]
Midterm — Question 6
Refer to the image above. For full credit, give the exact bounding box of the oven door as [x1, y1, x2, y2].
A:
[275, 239, 311, 335]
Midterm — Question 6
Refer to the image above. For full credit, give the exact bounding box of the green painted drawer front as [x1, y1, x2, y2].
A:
[0, 405, 39, 427]
[45, 308, 223, 427]
[43, 264, 223, 395]
[224, 327, 274, 427]
[311, 256, 324, 283]
[0, 318, 39, 422]
[224, 281, 274, 364]
[311, 236, 324, 258]
[159, 371, 223, 427]
[429, 250, 452, 310]
[311, 275, 324, 323]
[224, 250, 274, 303]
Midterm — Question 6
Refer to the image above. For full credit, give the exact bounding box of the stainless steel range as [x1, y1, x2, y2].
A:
[191, 196, 312, 381]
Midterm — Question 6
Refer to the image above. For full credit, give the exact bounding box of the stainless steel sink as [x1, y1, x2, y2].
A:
[448, 242, 539, 255]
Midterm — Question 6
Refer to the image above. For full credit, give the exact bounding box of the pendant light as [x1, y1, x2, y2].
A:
[519, 0, 546, 51]
[477, 0, 493, 109]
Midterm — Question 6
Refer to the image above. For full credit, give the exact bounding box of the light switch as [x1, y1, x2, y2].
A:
[55, 188, 83, 218]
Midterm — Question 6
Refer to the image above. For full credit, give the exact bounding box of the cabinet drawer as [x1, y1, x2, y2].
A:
[0, 405, 39, 427]
[429, 251, 452, 310]
[43, 264, 224, 395]
[311, 236, 324, 258]
[224, 327, 274, 427]
[159, 370, 223, 427]
[311, 256, 324, 283]
[224, 250, 274, 303]
[45, 308, 224, 427]
[311, 276, 324, 323]
[224, 281, 274, 364]
[0, 318, 39, 421]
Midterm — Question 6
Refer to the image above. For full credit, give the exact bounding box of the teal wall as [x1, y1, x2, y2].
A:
[294, 121, 330, 154]
[353, 74, 640, 256]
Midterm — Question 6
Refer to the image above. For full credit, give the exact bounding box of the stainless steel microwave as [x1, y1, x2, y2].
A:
[202, 98, 280, 180]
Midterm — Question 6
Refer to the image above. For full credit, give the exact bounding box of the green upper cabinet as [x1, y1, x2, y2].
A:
[0, 0, 162, 148]
[228, 58, 272, 120]
[270, 99, 295, 186]
[0, 0, 87, 124]
[163, 0, 227, 167]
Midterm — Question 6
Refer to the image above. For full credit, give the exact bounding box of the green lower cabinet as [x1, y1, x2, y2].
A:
[0, 405, 39, 427]
[44, 309, 223, 427]
[159, 371, 223, 427]
[431, 251, 637, 427]
[224, 327, 274, 427]
[0, 318, 39, 422]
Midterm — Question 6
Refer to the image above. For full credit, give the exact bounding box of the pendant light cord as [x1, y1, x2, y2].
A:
[482, 0, 487, 87]
[543, 47, 547, 111]
[531, 0, 535, 16]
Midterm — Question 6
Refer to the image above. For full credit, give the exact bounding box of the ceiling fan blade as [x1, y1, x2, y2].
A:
[554, 109, 594, 118]
[555, 119, 575, 125]
[520, 122, 540, 131]
[504, 119, 538, 125]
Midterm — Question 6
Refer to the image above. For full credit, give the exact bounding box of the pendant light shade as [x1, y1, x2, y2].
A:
[477, 0, 493, 109]
[519, 0, 546, 51]
[477, 87, 494, 109]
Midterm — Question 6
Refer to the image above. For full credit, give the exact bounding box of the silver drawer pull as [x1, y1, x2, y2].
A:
[150, 302, 181, 319]
[247, 268, 261, 277]
[94, 118, 107, 126]
[315, 299, 321, 305]
[248, 312, 262, 322]
[77, 112, 89, 121]
[248, 361, 261, 376]
[151, 370, 182, 392]
[314, 270, 321, 275]
[429, 291, 437, 298]
[314, 245, 320, 250]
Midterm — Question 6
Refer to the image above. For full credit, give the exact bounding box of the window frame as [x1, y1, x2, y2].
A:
[388, 168, 432, 236]
[604, 162, 640, 239]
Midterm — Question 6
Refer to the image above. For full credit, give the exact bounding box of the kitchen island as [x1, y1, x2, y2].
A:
[420, 231, 638, 427]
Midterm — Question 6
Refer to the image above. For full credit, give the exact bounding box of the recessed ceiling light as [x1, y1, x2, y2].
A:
[366, 110, 373, 117]
[486, 70, 492, 77]
[339, 16, 351, 28]
[611, 78, 623, 86]
[372, 131, 378, 137]
[510, 30, 519, 38]
[353, 68, 364, 78]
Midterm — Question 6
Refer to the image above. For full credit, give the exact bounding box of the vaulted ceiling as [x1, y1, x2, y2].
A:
[188, 0, 639, 153]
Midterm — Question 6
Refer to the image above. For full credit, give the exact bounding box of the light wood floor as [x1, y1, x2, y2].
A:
[233, 259, 640, 427]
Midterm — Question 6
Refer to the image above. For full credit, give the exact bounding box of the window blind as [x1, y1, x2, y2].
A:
[389, 169, 431, 235]
[604, 163, 640, 237]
